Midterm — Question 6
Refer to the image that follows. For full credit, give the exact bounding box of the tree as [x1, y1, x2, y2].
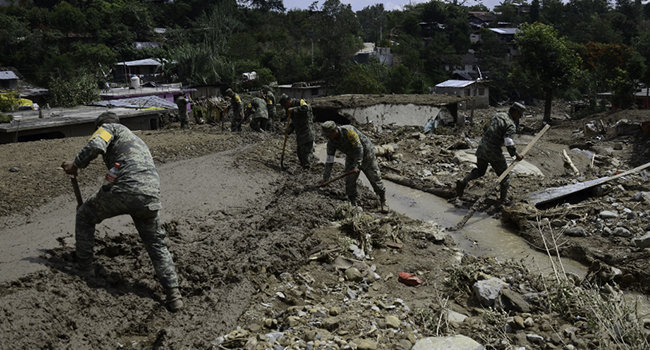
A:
[515, 23, 581, 123]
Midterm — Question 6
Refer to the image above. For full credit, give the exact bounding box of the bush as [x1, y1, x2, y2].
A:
[48, 73, 100, 107]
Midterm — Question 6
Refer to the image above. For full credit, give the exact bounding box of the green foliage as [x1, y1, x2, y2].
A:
[170, 44, 234, 85]
[336, 64, 385, 94]
[0, 92, 21, 112]
[515, 22, 581, 121]
[48, 73, 99, 107]
[0, 113, 13, 123]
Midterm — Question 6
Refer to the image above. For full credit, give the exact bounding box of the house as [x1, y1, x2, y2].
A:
[488, 28, 519, 43]
[99, 83, 194, 115]
[433, 80, 489, 108]
[354, 43, 393, 66]
[276, 82, 327, 100]
[113, 58, 165, 83]
[468, 11, 497, 29]
[447, 53, 483, 81]
[0, 70, 19, 90]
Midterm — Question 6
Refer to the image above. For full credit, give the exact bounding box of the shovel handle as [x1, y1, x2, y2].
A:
[69, 175, 83, 208]
[319, 169, 358, 187]
[280, 111, 292, 170]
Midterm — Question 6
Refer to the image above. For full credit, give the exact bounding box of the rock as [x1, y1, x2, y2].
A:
[632, 232, 650, 248]
[632, 192, 650, 203]
[9, 167, 19, 172]
[385, 315, 400, 329]
[473, 277, 509, 307]
[412, 335, 485, 350]
[329, 307, 341, 316]
[513, 315, 525, 329]
[498, 288, 531, 312]
[321, 317, 339, 331]
[565, 226, 587, 237]
[445, 309, 468, 324]
[600, 210, 619, 219]
[354, 339, 378, 350]
[344, 267, 363, 282]
[612, 227, 632, 237]
[526, 333, 544, 344]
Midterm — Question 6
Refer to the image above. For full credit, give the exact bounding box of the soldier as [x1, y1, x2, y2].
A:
[455, 102, 526, 204]
[225, 88, 244, 132]
[262, 85, 276, 131]
[279, 94, 314, 169]
[175, 94, 190, 129]
[321, 121, 387, 211]
[245, 97, 270, 132]
[61, 112, 183, 312]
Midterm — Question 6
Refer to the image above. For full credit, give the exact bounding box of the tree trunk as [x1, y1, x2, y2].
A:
[544, 88, 553, 124]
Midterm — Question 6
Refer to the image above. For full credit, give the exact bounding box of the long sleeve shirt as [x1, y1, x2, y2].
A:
[323, 125, 371, 181]
[73, 123, 160, 198]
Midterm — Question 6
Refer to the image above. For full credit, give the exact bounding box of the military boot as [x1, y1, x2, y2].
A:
[379, 193, 388, 213]
[75, 256, 95, 278]
[499, 184, 512, 206]
[166, 287, 183, 312]
[455, 179, 467, 197]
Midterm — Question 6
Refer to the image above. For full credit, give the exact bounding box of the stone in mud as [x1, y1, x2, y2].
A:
[412, 335, 484, 350]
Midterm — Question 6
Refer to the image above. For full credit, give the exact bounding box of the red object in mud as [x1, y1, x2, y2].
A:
[398, 272, 423, 286]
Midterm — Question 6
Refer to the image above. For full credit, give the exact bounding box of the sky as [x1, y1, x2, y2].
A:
[282, 0, 503, 12]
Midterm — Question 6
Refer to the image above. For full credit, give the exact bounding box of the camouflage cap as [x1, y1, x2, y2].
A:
[321, 120, 337, 136]
[95, 111, 119, 128]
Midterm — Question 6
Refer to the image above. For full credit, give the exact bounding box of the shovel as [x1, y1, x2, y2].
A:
[295, 169, 358, 194]
[280, 110, 293, 170]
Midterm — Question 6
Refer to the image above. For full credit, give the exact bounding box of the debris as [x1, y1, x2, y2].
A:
[562, 149, 580, 176]
[397, 272, 423, 286]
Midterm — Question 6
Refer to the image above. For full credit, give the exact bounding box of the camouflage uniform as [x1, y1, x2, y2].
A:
[228, 91, 244, 132]
[176, 95, 189, 129]
[72, 123, 179, 291]
[323, 125, 386, 205]
[287, 98, 314, 169]
[458, 112, 518, 200]
[263, 89, 276, 130]
[246, 97, 269, 132]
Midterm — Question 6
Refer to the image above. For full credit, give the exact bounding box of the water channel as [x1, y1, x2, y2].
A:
[314, 143, 649, 318]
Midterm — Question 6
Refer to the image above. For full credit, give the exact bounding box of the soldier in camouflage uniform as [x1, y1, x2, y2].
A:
[279, 94, 314, 169]
[321, 121, 387, 211]
[226, 88, 244, 132]
[455, 103, 525, 203]
[262, 85, 276, 131]
[175, 94, 190, 129]
[61, 112, 183, 312]
[245, 97, 270, 132]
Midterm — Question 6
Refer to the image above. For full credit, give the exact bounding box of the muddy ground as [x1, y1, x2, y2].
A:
[0, 102, 649, 349]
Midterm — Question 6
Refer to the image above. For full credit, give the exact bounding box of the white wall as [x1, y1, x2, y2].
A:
[339, 104, 442, 127]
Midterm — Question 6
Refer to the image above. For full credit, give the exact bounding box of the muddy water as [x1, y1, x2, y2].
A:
[314, 144, 588, 278]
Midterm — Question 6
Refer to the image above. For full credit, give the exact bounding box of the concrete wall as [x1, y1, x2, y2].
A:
[338, 104, 443, 127]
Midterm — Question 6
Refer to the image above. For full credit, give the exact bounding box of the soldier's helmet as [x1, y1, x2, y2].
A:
[262, 85, 270, 92]
[225, 88, 234, 96]
[279, 94, 290, 107]
[321, 120, 337, 136]
[95, 111, 119, 128]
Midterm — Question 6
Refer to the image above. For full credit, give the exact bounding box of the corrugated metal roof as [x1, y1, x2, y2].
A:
[488, 28, 519, 35]
[435, 80, 475, 88]
[115, 58, 163, 67]
[0, 70, 19, 80]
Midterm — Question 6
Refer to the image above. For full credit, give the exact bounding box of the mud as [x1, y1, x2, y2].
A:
[1, 105, 649, 349]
